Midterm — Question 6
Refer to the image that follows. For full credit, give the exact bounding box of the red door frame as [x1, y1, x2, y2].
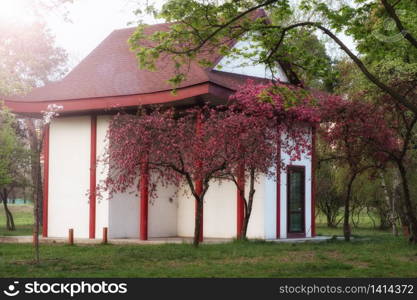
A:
[286, 165, 306, 238]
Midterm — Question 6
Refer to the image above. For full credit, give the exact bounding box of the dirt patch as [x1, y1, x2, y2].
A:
[278, 251, 316, 263]
[321, 251, 370, 268]
[323, 250, 343, 260]
[349, 261, 370, 268]
[8, 205, 33, 214]
[11, 258, 66, 266]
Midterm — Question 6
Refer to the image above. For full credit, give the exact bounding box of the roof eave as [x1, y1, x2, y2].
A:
[5, 82, 233, 117]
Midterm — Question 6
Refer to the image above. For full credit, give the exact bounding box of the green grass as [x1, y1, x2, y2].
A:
[1, 233, 416, 277]
[0, 205, 416, 277]
[0, 204, 33, 236]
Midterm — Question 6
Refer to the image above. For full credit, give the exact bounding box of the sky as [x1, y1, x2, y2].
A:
[0, 0, 354, 71]
[0, 0, 159, 68]
[46, 0, 153, 66]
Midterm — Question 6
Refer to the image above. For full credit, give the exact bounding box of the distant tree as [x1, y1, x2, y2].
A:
[318, 96, 397, 241]
[0, 6, 70, 263]
[0, 104, 29, 231]
[333, 54, 417, 242]
[316, 155, 344, 228]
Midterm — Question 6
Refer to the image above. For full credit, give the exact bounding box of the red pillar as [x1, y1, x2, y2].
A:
[140, 158, 149, 240]
[89, 115, 97, 239]
[276, 138, 281, 239]
[195, 112, 203, 242]
[236, 163, 245, 238]
[311, 126, 317, 237]
[42, 125, 50, 238]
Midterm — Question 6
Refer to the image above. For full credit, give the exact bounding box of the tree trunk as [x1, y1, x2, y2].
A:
[343, 173, 356, 242]
[396, 161, 417, 243]
[380, 171, 398, 235]
[1, 190, 15, 231]
[193, 197, 204, 247]
[326, 212, 335, 228]
[239, 169, 256, 240]
[26, 119, 42, 263]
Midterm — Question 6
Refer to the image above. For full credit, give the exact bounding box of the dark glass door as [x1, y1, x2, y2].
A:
[287, 166, 305, 234]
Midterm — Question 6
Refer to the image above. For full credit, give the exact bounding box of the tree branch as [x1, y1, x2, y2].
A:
[264, 22, 417, 114]
[380, 0, 417, 49]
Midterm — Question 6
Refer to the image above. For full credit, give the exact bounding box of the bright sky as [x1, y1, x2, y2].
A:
[0, 0, 353, 71]
[0, 0, 159, 68]
[46, 0, 157, 66]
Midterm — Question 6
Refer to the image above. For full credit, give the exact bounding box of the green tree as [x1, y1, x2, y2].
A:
[0, 2, 70, 262]
[130, 0, 416, 111]
[0, 104, 29, 231]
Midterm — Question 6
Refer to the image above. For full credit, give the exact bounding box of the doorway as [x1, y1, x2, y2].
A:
[287, 166, 305, 236]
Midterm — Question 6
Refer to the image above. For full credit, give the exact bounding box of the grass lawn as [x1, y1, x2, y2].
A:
[1, 205, 417, 277]
[0, 204, 34, 236]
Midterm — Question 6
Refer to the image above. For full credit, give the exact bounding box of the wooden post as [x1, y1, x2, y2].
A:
[139, 158, 149, 241]
[68, 228, 74, 245]
[102, 227, 108, 244]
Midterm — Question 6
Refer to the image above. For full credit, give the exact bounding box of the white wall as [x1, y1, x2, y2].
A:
[48, 116, 91, 238]
[108, 185, 139, 238]
[95, 115, 110, 237]
[108, 170, 178, 239]
[176, 186, 195, 237]
[264, 173, 278, 239]
[175, 178, 266, 239]
[203, 181, 237, 238]
[214, 39, 289, 82]
[148, 180, 178, 238]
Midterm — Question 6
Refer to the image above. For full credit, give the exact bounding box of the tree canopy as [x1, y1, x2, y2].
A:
[130, 0, 416, 112]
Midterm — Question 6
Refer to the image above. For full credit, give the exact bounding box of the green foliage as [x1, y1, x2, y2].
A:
[0, 105, 28, 188]
[128, 0, 416, 102]
[0, 22, 68, 96]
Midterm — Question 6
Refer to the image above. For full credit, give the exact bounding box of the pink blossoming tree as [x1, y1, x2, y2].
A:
[102, 80, 320, 245]
[318, 95, 398, 241]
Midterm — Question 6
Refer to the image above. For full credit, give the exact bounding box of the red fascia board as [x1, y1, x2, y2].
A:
[4, 82, 232, 116]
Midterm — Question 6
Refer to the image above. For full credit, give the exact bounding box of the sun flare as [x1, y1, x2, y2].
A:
[0, 0, 37, 24]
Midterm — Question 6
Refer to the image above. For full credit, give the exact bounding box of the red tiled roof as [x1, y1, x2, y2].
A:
[7, 25, 217, 102]
[6, 10, 272, 104]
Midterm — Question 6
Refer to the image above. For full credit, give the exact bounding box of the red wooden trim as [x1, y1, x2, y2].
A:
[195, 112, 203, 242]
[42, 125, 50, 238]
[5, 83, 220, 115]
[276, 139, 281, 239]
[236, 162, 245, 238]
[311, 126, 317, 237]
[139, 157, 149, 240]
[89, 115, 97, 239]
[286, 165, 306, 236]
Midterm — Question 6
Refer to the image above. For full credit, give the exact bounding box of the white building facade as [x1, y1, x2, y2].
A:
[6, 23, 316, 241]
